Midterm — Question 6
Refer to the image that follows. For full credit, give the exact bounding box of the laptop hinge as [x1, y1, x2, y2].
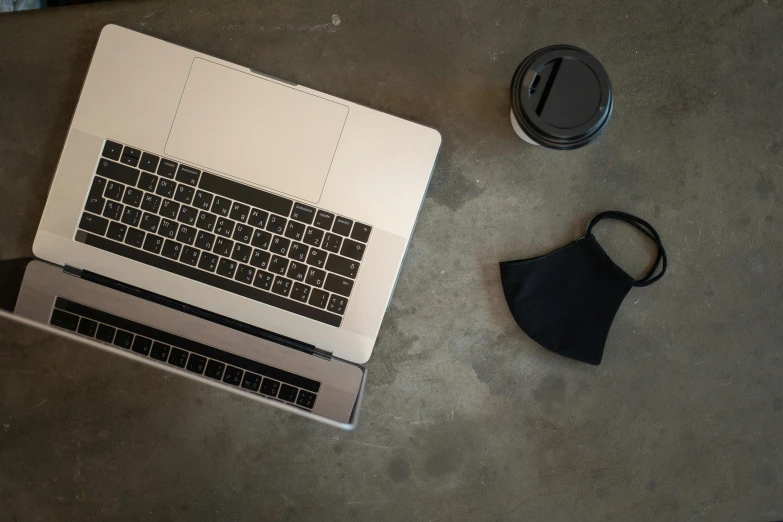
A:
[62, 265, 331, 360]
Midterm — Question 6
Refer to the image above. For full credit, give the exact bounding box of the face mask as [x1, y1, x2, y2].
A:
[499, 211, 667, 365]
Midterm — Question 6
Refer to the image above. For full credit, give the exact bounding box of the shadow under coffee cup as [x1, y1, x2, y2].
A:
[510, 45, 613, 150]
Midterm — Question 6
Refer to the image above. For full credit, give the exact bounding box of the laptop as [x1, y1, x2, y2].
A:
[0, 25, 440, 429]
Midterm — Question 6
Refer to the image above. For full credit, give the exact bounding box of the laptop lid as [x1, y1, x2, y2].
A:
[0, 258, 366, 429]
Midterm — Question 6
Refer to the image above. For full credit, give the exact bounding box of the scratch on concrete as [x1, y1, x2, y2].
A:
[33, 399, 48, 409]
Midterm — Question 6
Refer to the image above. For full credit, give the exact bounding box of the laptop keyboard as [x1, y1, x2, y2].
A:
[76, 140, 373, 328]
[49, 297, 320, 410]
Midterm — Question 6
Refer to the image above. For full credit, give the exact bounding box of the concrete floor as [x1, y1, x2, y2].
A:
[1, 0, 782, 520]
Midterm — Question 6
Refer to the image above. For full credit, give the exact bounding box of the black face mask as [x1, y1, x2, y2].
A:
[499, 211, 667, 365]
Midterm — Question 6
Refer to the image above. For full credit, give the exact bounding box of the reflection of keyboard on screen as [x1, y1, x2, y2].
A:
[49, 297, 319, 409]
[76, 140, 372, 328]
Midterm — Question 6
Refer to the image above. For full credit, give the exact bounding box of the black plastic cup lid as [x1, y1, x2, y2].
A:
[511, 45, 613, 150]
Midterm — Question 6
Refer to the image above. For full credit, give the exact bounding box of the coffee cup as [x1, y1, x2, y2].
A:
[510, 45, 613, 149]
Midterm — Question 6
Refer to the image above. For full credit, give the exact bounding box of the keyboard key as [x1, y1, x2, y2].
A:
[214, 237, 233, 257]
[156, 178, 176, 198]
[195, 231, 216, 251]
[176, 164, 200, 186]
[303, 226, 324, 248]
[174, 184, 195, 205]
[278, 384, 298, 402]
[124, 227, 145, 248]
[180, 245, 200, 266]
[266, 214, 286, 235]
[211, 196, 231, 217]
[309, 288, 329, 309]
[272, 276, 292, 297]
[150, 342, 170, 361]
[132, 336, 152, 355]
[161, 239, 182, 260]
[296, 390, 317, 409]
[114, 330, 134, 349]
[250, 249, 270, 270]
[194, 190, 213, 210]
[291, 282, 310, 303]
[260, 378, 280, 397]
[333, 216, 353, 236]
[253, 271, 274, 291]
[314, 210, 334, 230]
[287, 261, 307, 282]
[285, 220, 305, 241]
[324, 273, 354, 297]
[351, 223, 372, 242]
[79, 212, 108, 235]
[248, 208, 268, 228]
[232, 243, 252, 263]
[121, 207, 141, 227]
[305, 267, 326, 287]
[290, 203, 315, 224]
[77, 317, 98, 337]
[215, 217, 235, 238]
[168, 347, 188, 367]
[142, 234, 164, 254]
[235, 264, 255, 284]
[340, 238, 366, 261]
[95, 324, 116, 343]
[157, 159, 177, 178]
[138, 171, 158, 192]
[85, 179, 105, 212]
[251, 229, 271, 249]
[120, 153, 139, 167]
[223, 366, 243, 386]
[196, 211, 217, 232]
[141, 193, 162, 213]
[241, 372, 261, 391]
[107, 221, 127, 242]
[326, 254, 360, 279]
[104, 180, 124, 201]
[139, 212, 160, 233]
[327, 294, 348, 315]
[102, 140, 122, 160]
[186, 353, 207, 374]
[122, 187, 142, 207]
[198, 251, 218, 272]
[205, 360, 225, 380]
[159, 199, 180, 219]
[230, 202, 250, 222]
[306, 247, 328, 269]
[233, 223, 253, 244]
[288, 242, 308, 262]
[103, 200, 123, 221]
[270, 236, 290, 256]
[199, 171, 293, 217]
[217, 258, 237, 278]
[50, 309, 79, 330]
[97, 158, 139, 185]
[122, 146, 141, 159]
[158, 218, 178, 239]
[270, 255, 289, 275]
[177, 205, 198, 226]
[322, 233, 342, 253]
[139, 152, 160, 173]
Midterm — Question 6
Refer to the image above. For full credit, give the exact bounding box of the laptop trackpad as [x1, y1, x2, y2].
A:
[165, 58, 348, 203]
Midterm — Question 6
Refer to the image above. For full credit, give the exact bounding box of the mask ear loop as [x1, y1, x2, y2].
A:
[586, 211, 667, 287]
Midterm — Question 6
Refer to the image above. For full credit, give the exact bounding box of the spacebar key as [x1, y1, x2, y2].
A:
[199, 172, 293, 217]
[96, 158, 140, 186]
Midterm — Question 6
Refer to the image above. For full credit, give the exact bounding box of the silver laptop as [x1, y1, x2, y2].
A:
[4, 25, 441, 429]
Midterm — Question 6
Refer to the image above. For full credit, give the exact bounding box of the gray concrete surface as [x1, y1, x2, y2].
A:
[1, 0, 782, 520]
